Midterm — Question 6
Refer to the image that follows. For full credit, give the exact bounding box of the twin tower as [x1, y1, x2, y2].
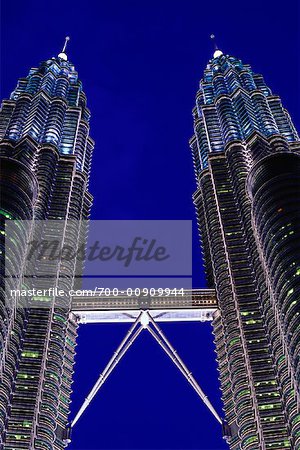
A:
[0, 41, 300, 449]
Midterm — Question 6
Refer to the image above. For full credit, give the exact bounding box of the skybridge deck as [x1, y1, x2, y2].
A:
[71, 288, 217, 323]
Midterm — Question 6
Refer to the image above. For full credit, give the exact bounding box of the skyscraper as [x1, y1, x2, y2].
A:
[190, 45, 300, 448]
[1, 37, 300, 450]
[0, 39, 94, 449]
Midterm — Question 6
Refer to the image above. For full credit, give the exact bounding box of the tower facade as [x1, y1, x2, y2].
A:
[0, 42, 93, 449]
[190, 49, 300, 448]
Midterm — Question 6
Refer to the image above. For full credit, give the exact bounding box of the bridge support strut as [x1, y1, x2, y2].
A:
[70, 310, 222, 429]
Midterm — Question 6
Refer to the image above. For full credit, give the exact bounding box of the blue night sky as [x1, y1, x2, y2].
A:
[2, 0, 299, 449]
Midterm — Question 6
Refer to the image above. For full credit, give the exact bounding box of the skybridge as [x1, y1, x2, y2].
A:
[71, 288, 217, 324]
[66, 289, 232, 445]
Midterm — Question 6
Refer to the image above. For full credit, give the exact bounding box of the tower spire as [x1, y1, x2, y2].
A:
[58, 36, 70, 61]
[210, 34, 223, 58]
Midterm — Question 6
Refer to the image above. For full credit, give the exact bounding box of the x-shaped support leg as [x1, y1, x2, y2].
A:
[71, 310, 222, 430]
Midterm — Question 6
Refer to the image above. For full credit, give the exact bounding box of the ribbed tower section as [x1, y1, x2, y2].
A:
[247, 148, 300, 397]
[0, 158, 38, 445]
[190, 50, 300, 449]
[0, 47, 94, 449]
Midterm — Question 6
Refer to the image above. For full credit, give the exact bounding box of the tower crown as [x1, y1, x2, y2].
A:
[190, 50, 299, 174]
[0, 46, 93, 172]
